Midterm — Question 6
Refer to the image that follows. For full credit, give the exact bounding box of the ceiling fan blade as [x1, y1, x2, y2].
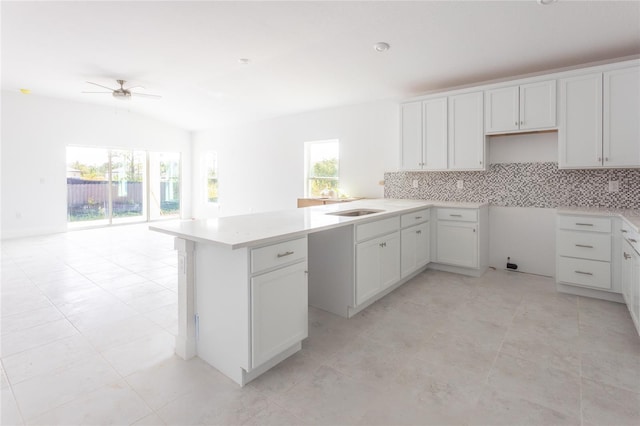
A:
[132, 92, 162, 98]
[85, 81, 115, 91]
[125, 85, 145, 91]
[82, 91, 112, 93]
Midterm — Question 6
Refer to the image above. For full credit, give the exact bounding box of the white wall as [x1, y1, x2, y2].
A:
[191, 100, 398, 218]
[487, 131, 558, 276]
[1, 91, 192, 239]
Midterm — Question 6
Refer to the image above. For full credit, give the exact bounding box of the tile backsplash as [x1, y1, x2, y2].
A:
[384, 162, 640, 209]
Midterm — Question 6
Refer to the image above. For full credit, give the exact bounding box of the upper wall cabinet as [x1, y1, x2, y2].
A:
[559, 65, 640, 168]
[485, 80, 556, 134]
[448, 92, 485, 170]
[603, 66, 640, 167]
[399, 98, 448, 170]
[400, 102, 423, 170]
[400, 92, 484, 171]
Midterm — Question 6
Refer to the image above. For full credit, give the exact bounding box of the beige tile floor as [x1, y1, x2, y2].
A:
[1, 224, 639, 425]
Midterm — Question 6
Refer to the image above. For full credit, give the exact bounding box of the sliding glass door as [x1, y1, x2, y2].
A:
[67, 147, 110, 226]
[67, 147, 180, 227]
[110, 150, 146, 224]
[149, 152, 181, 220]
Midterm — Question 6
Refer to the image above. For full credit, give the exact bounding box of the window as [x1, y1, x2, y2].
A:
[304, 139, 339, 197]
[66, 146, 181, 227]
[205, 151, 218, 203]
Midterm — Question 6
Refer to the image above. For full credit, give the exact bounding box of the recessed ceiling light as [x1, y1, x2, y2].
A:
[238, 58, 251, 65]
[537, 0, 557, 5]
[19, 88, 31, 94]
[373, 42, 390, 52]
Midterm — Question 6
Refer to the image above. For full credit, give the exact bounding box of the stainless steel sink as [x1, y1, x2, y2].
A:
[326, 209, 384, 217]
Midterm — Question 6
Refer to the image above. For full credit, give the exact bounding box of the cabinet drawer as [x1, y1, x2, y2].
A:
[557, 230, 611, 261]
[401, 209, 430, 228]
[558, 257, 611, 290]
[437, 208, 477, 222]
[251, 237, 307, 274]
[557, 215, 611, 233]
[356, 216, 400, 242]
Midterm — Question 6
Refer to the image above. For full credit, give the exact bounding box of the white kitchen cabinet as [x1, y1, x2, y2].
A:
[401, 222, 430, 278]
[423, 98, 448, 170]
[356, 231, 400, 305]
[448, 92, 485, 170]
[485, 80, 556, 134]
[559, 73, 603, 168]
[399, 98, 448, 170]
[400, 102, 423, 169]
[556, 215, 613, 291]
[621, 221, 640, 335]
[559, 65, 640, 168]
[603, 66, 640, 167]
[251, 261, 308, 368]
[436, 221, 478, 268]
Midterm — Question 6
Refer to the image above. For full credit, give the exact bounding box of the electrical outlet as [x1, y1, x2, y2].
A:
[456, 180, 464, 190]
[412, 179, 419, 188]
[608, 180, 619, 192]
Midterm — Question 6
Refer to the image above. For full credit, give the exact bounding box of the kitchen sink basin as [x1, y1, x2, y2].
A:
[326, 209, 384, 217]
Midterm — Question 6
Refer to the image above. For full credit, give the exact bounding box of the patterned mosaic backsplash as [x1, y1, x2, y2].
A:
[384, 162, 640, 209]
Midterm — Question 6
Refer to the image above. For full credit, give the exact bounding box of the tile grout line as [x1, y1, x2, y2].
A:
[577, 296, 585, 426]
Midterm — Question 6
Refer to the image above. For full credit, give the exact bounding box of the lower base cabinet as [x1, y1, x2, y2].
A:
[251, 261, 308, 368]
[622, 234, 640, 335]
[436, 221, 478, 268]
[356, 232, 400, 305]
[401, 222, 430, 278]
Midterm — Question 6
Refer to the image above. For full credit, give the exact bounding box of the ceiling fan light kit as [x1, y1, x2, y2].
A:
[83, 79, 161, 100]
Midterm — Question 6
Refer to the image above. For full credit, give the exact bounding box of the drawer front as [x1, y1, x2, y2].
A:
[401, 209, 430, 228]
[251, 237, 307, 274]
[356, 216, 400, 242]
[558, 257, 611, 290]
[557, 230, 611, 261]
[437, 208, 477, 222]
[558, 215, 611, 233]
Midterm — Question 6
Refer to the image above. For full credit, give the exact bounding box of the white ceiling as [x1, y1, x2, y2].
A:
[2, 1, 639, 131]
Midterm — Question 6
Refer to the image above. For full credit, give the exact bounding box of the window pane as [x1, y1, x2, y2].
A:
[205, 152, 218, 203]
[110, 150, 145, 222]
[305, 140, 339, 197]
[66, 147, 109, 223]
[149, 152, 181, 219]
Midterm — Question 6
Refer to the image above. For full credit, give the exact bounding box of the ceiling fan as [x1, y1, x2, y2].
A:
[82, 79, 161, 100]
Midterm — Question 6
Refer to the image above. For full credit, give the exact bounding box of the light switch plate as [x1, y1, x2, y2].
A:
[608, 180, 619, 192]
[456, 180, 464, 190]
[412, 179, 419, 188]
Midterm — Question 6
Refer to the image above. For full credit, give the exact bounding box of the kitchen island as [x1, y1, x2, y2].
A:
[151, 199, 488, 385]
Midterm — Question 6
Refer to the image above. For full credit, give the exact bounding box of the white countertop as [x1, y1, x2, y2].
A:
[557, 206, 640, 232]
[150, 199, 487, 249]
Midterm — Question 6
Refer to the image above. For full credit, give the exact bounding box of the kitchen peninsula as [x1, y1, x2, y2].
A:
[150, 199, 488, 385]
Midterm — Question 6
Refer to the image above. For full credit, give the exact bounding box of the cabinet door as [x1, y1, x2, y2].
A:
[448, 92, 484, 170]
[400, 102, 423, 170]
[423, 98, 448, 170]
[633, 248, 640, 333]
[436, 221, 478, 268]
[520, 80, 556, 130]
[379, 232, 401, 291]
[559, 74, 603, 168]
[356, 237, 382, 305]
[251, 262, 308, 368]
[485, 86, 519, 133]
[603, 66, 640, 167]
[622, 241, 634, 306]
[401, 223, 430, 278]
